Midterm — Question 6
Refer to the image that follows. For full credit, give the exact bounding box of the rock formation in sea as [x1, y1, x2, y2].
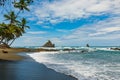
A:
[110, 47, 120, 51]
[86, 44, 90, 47]
[42, 40, 55, 47]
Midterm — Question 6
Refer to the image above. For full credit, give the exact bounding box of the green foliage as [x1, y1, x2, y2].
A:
[14, 0, 30, 11]
[0, 0, 33, 46]
[4, 11, 18, 24]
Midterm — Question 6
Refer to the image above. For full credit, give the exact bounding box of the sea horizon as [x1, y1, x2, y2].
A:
[0, 0, 120, 80]
[25, 47, 120, 80]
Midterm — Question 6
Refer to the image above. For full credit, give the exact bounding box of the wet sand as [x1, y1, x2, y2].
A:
[0, 48, 59, 61]
[0, 53, 78, 80]
[0, 48, 39, 61]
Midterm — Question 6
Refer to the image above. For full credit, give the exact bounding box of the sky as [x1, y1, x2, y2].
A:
[1, 0, 120, 47]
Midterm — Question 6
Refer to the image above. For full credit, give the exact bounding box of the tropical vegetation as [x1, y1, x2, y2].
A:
[0, 0, 33, 47]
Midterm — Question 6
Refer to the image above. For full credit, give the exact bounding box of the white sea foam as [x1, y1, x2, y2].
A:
[27, 52, 89, 80]
[94, 47, 120, 51]
[27, 51, 120, 80]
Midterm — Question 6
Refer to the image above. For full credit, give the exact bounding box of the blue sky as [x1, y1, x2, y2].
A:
[1, 0, 120, 46]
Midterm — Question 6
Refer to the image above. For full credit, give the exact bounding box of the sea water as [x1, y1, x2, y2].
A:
[27, 47, 120, 80]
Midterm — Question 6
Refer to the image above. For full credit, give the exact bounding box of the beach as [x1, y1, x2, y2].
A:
[0, 48, 78, 80]
[0, 48, 28, 61]
[0, 48, 40, 61]
[0, 60, 77, 80]
[26, 47, 120, 80]
[0, 47, 120, 80]
[0, 0, 119, 80]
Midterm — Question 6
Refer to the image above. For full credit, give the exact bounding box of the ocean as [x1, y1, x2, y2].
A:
[26, 46, 120, 80]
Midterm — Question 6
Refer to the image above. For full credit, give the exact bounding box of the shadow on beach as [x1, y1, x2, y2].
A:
[0, 53, 78, 80]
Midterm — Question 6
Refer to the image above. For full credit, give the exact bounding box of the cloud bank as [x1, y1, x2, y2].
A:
[33, 0, 120, 24]
[12, 0, 120, 46]
[50, 17, 120, 46]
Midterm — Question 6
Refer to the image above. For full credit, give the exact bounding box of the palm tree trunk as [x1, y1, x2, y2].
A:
[16, 10, 21, 17]
[0, 38, 4, 44]
[9, 38, 16, 46]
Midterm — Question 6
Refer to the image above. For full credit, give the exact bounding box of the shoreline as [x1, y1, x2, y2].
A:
[0, 47, 60, 61]
[0, 52, 78, 80]
[0, 47, 120, 80]
[0, 48, 27, 61]
[0, 47, 120, 61]
[27, 53, 78, 80]
[0, 48, 40, 61]
[0, 47, 78, 80]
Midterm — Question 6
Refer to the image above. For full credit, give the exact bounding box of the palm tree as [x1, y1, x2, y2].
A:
[0, 23, 23, 46]
[0, 0, 32, 47]
[0, 23, 11, 45]
[0, 23, 13, 45]
[9, 18, 30, 46]
[0, 0, 33, 6]
[4, 11, 18, 24]
[0, 23, 6, 44]
[20, 18, 30, 31]
[8, 25, 23, 46]
[14, 0, 30, 16]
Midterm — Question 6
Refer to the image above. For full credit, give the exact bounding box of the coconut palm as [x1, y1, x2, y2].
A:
[0, 23, 13, 45]
[4, 11, 18, 24]
[0, 23, 6, 44]
[0, 0, 33, 8]
[0, 23, 11, 45]
[20, 18, 29, 32]
[9, 18, 30, 46]
[8, 25, 23, 46]
[0, 0, 32, 47]
[14, 0, 30, 16]
[0, 23, 23, 46]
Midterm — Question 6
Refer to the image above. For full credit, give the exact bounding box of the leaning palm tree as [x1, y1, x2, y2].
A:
[9, 25, 23, 46]
[0, 22, 23, 46]
[0, 23, 9, 45]
[0, 23, 14, 45]
[0, 0, 33, 7]
[0, 23, 6, 44]
[9, 18, 30, 46]
[14, 0, 30, 16]
[0, 0, 32, 47]
[20, 18, 30, 31]
[4, 11, 18, 24]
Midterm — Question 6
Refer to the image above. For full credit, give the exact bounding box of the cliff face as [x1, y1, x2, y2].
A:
[42, 40, 55, 47]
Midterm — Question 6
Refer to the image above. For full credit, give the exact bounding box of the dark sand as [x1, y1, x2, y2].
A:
[0, 58, 77, 80]
[0, 48, 39, 61]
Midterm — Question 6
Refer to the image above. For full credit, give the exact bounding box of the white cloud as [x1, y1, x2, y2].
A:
[50, 38, 62, 43]
[28, 31, 47, 34]
[13, 15, 120, 46]
[24, 16, 120, 46]
[12, 0, 120, 46]
[36, 21, 44, 24]
[32, 0, 120, 24]
[12, 35, 47, 46]
[42, 26, 51, 29]
[28, 17, 36, 21]
[66, 17, 120, 39]
[56, 29, 73, 33]
[89, 27, 120, 36]
[54, 17, 120, 46]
